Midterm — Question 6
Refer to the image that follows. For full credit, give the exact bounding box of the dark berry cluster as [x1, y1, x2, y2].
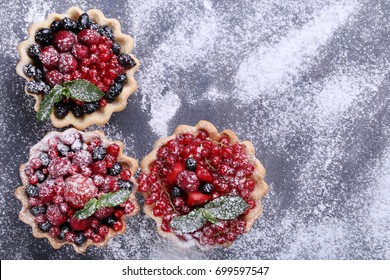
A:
[24, 131, 135, 246]
[24, 13, 137, 119]
[137, 130, 257, 246]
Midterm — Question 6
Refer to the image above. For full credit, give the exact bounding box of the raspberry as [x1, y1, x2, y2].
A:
[72, 150, 92, 167]
[58, 53, 78, 74]
[39, 46, 59, 69]
[45, 70, 63, 87]
[71, 43, 90, 60]
[64, 174, 98, 209]
[78, 29, 100, 46]
[177, 170, 199, 192]
[38, 180, 55, 203]
[70, 217, 91, 231]
[48, 157, 71, 178]
[53, 30, 76, 52]
[46, 204, 67, 226]
[94, 207, 114, 220]
[91, 160, 107, 175]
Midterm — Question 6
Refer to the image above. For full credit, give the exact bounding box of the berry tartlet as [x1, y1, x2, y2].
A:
[15, 129, 139, 253]
[16, 7, 140, 129]
[137, 120, 268, 249]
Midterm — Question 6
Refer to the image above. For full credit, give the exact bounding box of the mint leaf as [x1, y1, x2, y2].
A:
[202, 209, 218, 223]
[170, 209, 206, 233]
[205, 196, 248, 220]
[36, 85, 64, 121]
[73, 198, 98, 220]
[63, 79, 104, 102]
[98, 189, 131, 208]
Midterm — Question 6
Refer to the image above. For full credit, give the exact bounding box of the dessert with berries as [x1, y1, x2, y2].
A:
[16, 7, 139, 129]
[15, 129, 139, 253]
[138, 120, 268, 249]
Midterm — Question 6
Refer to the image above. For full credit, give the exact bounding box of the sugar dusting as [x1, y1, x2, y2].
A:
[1, 0, 390, 259]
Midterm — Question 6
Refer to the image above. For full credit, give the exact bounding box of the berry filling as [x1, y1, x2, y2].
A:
[24, 12, 137, 119]
[138, 130, 257, 246]
[23, 131, 135, 246]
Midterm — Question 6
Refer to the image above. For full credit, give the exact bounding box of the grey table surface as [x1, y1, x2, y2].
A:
[1, 0, 390, 259]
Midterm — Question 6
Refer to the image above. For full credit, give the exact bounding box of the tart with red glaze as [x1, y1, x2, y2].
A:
[15, 128, 139, 253]
[16, 7, 140, 129]
[137, 120, 268, 249]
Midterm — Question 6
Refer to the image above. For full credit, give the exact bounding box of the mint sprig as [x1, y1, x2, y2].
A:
[36, 79, 105, 121]
[169, 196, 248, 233]
[73, 189, 131, 220]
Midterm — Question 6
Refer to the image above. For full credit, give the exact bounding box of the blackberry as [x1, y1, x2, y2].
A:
[57, 142, 70, 156]
[108, 162, 122, 176]
[39, 221, 51, 232]
[99, 25, 114, 40]
[62, 17, 77, 32]
[92, 146, 106, 161]
[81, 101, 99, 114]
[75, 232, 86, 246]
[50, 20, 63, 32]
[25, 184, 39, 197]
[118, 54, 136, 68]
[77, 13, 89, 31]
[117, 180, 133, 191]
[39, 153, 50, 167]
[35, 28, 53, 46]
[23, 64, 43, 81]
[57, 223, 70, 240]
[112, 42, 121, 55]
[31, 206, 46, 216]
[114, 73, 127, 85]
[27, 44, 41, 61]
[26, 81, 50, 95]
[55, 104, 69, 119]
[71, 105, 84, 118]
[36, 170, 46, 183]
[106, 216, 116, 227]
[199, 183, 214, 194]
[71, 138, 83, 151]
[106, 82, 123, 102]
[185, 158, 197, 171]
[170, 186, 184, 197]
[87, 21, 99, 31]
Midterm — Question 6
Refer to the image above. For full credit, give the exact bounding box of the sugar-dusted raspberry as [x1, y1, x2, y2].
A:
[45, 70, 63, 87]
[58, 53, 78, 74]
[48, 157, 71, 178]
[77, 29, 100, 46]
[39, 46, 59, 69]
[72, 150, 92, 167]
[71, 43, 90, 60]
[53, 30, 76, 52]
[177, 170, 199, 192]
[38, 179, 55, 203]
[46, 204, 67, 226]
[64, 174, 98, 209]
[70, 216, 91, 231]
[94, 207, 114, 220]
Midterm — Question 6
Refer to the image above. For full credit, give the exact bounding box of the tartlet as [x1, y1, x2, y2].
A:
[15, 128, 139, 253]
[16, 7, 140, 129]
[137, 120, 268, 249]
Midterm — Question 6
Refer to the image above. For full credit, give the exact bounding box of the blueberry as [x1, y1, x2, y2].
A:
[50, 20, 63, 32]
[112, 42, 121, 55]
[106, 83, 123, 102]
[117, 180, 133, 191]
[27, 44, 41, 61]
[71, 138, 83, 151]
[25, 184, 39, 197]
[99, 25, 114, 40]
[199, 183, 214, 194]
[57, 142, 70, 156]
[55, 104, 69, 119]
[36, 170, 46, 183]
[35, 28, 53, 46]
[185, 158, 197, 171]
[81, 101, 99, 114]
[114, 73, 127, 85]
[106, 216, 116, 227]
[39, 221, 51, 232]
[77, 13, 89, 31]
[87, 21, 99, 31]
[26, 81, 50, 95]
[118, 54, 136, 68]
[57, 223, 70, 240]
[71, 105, 84, 118]
[23, 64, 43, 81]
[31, 206, 46, 216]
[107, 162, 122, 176]
[75, 232, 86, 246]
[62, 17, 77, 32]
[92, 146, 106, 161]
[39, 153, 50, 167]
[170, 186, 184, 197]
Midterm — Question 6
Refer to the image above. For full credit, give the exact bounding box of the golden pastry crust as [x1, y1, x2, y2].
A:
[15, 128, 140, 254]
[139, 120, 269, 250]
[16, 7, 140, 129]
